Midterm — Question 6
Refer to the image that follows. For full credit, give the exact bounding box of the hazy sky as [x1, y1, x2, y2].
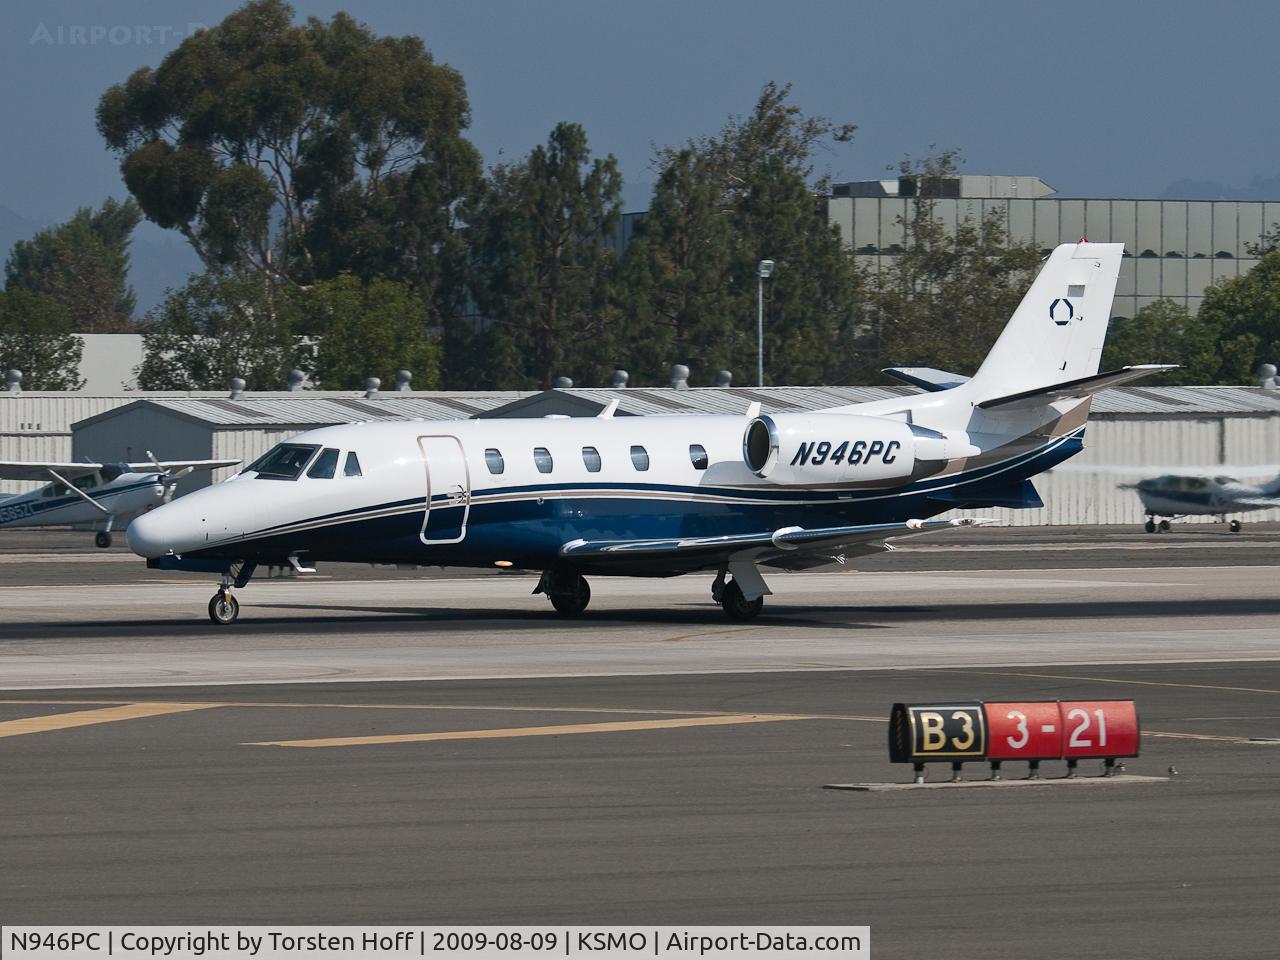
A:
[3, 1, 1279, 262]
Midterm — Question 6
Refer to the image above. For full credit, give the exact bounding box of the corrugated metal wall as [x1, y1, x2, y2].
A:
[73, 408, 216, 491]
[0, 396, 138, 493]
[950, 415, 1280, 526]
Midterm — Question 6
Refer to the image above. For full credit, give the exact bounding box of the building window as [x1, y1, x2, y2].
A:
[630, 445, 650, 471]
[582, 446, 602, 472]
[343, 452, 363, 477]
[533, 447, 553, 474]
[484, 448, 505, 475]
[307, 447, 340, 479]
[689, 444, 709, 470]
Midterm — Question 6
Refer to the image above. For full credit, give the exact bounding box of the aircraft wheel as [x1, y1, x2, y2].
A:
[1230, 519, 1242, 533]
[208, 592, 239, 625]
[1144, 519, 1155, 534]
[721, 580, 763, 621]
[548, 575, 591, 616]
[1158, 520, 1171, 533]
[95, 531, 112, 549]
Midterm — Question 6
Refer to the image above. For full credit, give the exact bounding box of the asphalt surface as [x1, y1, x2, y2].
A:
[1, 527, 1279, 959]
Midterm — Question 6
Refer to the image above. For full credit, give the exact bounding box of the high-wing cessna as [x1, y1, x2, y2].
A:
[129, 242, 1168, 623]
[0, 455, 239, 547]
[1124, 470, 1280, 532]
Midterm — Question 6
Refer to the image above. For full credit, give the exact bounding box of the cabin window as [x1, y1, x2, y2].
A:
[689, 444, 709, 470]
[485, 448, 505, 475]
[307, 447, 340, 479]
[582, 446, 602, 472]
[630, 445, 650, 471]
[247, 443, 319, 480]
[533, 447, 554, 474]
[343, 452, 363, 477]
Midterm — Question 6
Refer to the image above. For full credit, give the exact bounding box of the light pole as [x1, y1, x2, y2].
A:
[757, 259, 774, 387]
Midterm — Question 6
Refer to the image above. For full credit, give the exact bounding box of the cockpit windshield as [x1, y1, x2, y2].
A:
[246, 443, 319, 480]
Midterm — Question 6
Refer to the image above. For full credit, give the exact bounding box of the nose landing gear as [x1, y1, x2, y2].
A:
[206, 563, 255, 625]
[208, 588, 239, 625]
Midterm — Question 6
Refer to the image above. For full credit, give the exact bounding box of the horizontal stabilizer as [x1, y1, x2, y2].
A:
[977, 365, 1177, 410]
[881, 367, 971, 392]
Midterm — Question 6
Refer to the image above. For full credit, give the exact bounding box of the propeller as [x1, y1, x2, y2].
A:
[147, 450, 194, 503]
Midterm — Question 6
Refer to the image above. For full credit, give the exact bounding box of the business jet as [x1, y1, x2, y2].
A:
[0, 455, 239, 547]
[129, 242, 1168, 624]
[1125, 470, 1280, 532]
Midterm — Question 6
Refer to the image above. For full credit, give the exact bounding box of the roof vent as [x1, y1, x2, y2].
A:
[286, 369, 306, 391]
[553, 376, 574, 388]
[396, 369, 412, 391]
[611, 369, 629, 388]
[715, 369, 733, 387]
[670, 364, 690, 390]
[1259, 363, 1278, 389]
[228, 377, 246, 400]
[4, 369, 21, 395]
[364, 377, 380, 399]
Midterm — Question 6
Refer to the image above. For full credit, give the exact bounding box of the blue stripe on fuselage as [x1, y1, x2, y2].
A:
[179, 429, 1083, 570]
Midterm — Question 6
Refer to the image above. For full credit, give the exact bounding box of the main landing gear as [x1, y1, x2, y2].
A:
[711, 563, 769, 621]
[1229, 519, 1243, 533]
[94, 531, 112, 549]
[1144, 517, 1172, 534]
[534, 570, 591, 616]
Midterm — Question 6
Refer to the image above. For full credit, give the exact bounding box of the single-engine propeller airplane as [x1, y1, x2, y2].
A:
[1123, 469, 1280, 532]
[0, 454, 239, 547]
[129, 241, 1169, 624]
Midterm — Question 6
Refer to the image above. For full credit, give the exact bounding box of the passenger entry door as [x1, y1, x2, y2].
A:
[417, 436, 471, 544]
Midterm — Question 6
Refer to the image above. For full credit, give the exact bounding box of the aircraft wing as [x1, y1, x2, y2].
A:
[124, 459, 241, 474]
[559, 517, 989, 569]
[0, 461, 106, 481]
[1228, 496, 1280, 510]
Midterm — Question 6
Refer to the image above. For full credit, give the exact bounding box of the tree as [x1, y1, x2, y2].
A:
[620, 83, 863, 385]
[96, 0, 482, 325]
[5, 198, 141, 332]
[1194, 250, 1280, 382]
[862, 151, 1043, 377]
[302, 274, 441, 389]
[0, 290, 84, 389]
[1101, 299, 1224, 385]
[459, 122, 623, 389]
[136, 272, 307, 390]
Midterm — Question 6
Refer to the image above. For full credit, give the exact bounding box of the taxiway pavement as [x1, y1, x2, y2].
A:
[2, 528, 1278, 958]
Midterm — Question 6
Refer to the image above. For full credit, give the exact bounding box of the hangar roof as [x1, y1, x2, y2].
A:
[69, 385, 1280, 431]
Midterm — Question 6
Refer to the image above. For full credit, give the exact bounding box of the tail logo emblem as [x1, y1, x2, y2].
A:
[1049, 298, 1074, 326]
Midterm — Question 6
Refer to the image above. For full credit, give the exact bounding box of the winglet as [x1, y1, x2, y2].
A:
[597, 399, 620, 419]
[746, 401, 761, 418]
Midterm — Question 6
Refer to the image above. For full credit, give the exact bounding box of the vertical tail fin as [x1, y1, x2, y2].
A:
[969, 242, 1125, 404]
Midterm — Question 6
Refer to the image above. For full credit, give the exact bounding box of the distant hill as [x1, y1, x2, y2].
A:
[1162, 175, 1280, 201]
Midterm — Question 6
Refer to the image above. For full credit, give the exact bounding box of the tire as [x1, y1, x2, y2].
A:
[1158, 520, 1171, 533]
[1144, 520, 1155, 533]
[549, 575, 590, 616]
[720, 579, 763, 620]
[1230, 519, 1242, 533]
[95, 531, 112, 549]
[208, 592, 240, 625]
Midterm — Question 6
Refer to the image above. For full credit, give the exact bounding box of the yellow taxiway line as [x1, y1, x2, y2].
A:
[0, 702, 221, 739]
[247, 713, 808, 748]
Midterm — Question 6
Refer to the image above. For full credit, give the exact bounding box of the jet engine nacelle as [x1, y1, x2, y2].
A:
[743, 413, 978, 485]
